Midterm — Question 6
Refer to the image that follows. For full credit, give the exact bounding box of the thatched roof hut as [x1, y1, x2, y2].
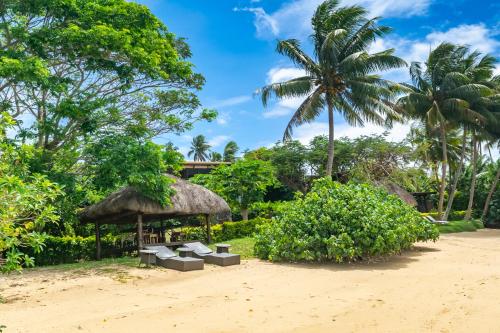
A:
[376, 181, 417, 207]
[80, 175, 230, 225]
[79, 175, 230, 259]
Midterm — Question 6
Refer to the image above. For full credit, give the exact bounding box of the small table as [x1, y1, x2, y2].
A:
[177, 247, 194, 258]
[139, 250, 158, 267]
[216, 244, 231, 254]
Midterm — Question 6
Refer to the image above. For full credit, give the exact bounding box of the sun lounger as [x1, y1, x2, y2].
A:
[183, 242, 240, 266]
[145, 245, 203, 272]
[424, 215, 448, 225]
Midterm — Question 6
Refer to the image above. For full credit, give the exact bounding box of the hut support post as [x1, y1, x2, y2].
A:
[95, 222, 101, 261]
[205, 214, 212, 244]
[137, 213, 144, 250]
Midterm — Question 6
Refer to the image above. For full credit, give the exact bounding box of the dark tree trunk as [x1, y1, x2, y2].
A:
[437, 123, 448, 220]
[325, 100, 335, 178]
[444, 129, 467, 220]
[482, 167, 500, 221]
[465, 135, 478, 220]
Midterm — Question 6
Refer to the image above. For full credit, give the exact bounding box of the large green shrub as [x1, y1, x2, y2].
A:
[254, 178, 439, 262]
[184, 218, 270, 243]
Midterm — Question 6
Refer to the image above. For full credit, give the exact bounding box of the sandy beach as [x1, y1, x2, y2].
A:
[1, 229, 499, 333]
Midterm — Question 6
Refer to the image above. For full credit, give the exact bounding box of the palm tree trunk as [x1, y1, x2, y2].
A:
[437, 123, 448, 220]
[444, 129, 467, 220]
[325, 100, 335, 178]
[482, 167, 500, 221]
[465, 134, 478, 220]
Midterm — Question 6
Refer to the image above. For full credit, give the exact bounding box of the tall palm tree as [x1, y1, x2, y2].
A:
[188, 135, 211, 162]
[442, 50, 498, 219]
[397, 43, 493, 219]
[259, 0, 406, 177]
[223, 141, 239, 162]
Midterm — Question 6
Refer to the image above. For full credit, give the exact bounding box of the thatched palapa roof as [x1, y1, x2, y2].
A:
[376, 181, 417, 207]
[79, 175, 231, 225]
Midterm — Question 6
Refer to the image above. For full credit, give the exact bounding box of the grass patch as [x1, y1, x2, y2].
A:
[209, 237, 256, 259]
[438, 219, 484, 234]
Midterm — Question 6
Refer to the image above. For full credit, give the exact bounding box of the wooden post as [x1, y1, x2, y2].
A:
[95, 222, 101, 261]
[205, 214, 212, 244]
[137, 213, 144, 251]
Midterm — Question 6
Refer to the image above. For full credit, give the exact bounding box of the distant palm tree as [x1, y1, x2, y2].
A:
[398, 43, 495, 219]
[210, 151, 222, 162]
[259, 0, 406, 177]
[223, 141, 239, 162]
[188, 135, 211, 161]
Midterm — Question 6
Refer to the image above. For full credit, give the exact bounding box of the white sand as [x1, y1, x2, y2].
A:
[1, 229, 499, 333]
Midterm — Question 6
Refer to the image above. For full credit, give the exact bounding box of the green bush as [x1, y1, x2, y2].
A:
[485, 198, 500, 228]
[421, 210, 466, 220]
[184, 218, 270, 243]
[254, 178, 439, 262]
[24, 234, 136, 266]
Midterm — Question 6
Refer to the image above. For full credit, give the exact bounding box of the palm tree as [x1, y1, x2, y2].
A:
[210, 151, 222, 162]
[259, 0, 406, 177]
[188, 135, 211, 162]
[442, 50, 498, 219]
[397, 43, 493, 219]
[223, 141, 239, 162]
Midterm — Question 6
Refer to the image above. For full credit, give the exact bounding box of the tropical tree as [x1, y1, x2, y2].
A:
[397, 43, 494, 219]
[223, 141, 240, 162]
[259, 0, 406, 177]
[188, 135, 211, 161]
[210, 151, 222, 162]
[191, 159, 278, 220]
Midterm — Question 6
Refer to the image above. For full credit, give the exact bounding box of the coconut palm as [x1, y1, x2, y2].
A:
[259, 0, 406, 177]
[223, 141, 239, 162]
[210, 151, 222, 162]
[441, 51, 499, 219]
[188, 135, 211, 162]
[397, 43, 494, 219]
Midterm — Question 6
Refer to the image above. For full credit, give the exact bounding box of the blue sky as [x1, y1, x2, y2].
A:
[137, 0, 500, 157]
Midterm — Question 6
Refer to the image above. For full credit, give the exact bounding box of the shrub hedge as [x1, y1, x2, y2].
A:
[421, 210, 467, 220]
[254, 178, 439, 262]
[24, 234, 135, 266]
[184, 218, 270, 243]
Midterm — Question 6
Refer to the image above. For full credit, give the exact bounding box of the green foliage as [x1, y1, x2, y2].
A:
[23, 234, 136, 266]
[437, 220, 484, 234]
[83, 134, 177, 207]
[254, 178, 439, 262]
[0, 113, 62, 272]
[183, 218, 270, 243]
[191, 159, 278, 218]
[249, 201, 286, 219]
[1, 0, 205, 150]
[485, 197, 500, 227]
[223, 141, 239, 162]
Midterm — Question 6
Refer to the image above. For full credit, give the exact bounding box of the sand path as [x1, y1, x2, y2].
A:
[1, 229, 499, 332]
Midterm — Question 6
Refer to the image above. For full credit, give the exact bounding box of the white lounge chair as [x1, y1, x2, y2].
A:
[424, 215, 448, 225]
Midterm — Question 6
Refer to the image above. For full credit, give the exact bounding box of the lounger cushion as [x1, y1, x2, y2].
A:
[184, 242, 212, 255]
[145, 246, 176, 259]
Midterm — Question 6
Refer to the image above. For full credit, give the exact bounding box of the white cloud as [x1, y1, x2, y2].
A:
[267, 67, 306, 84]
[263, 67, 308, 118]
[263, 107, 293, 118]
[237, 0, 432, 39]
[293, 121, 412, 145]
[233, 7, 278, 38]
[209, 95, 251, 109]
[372, 24, 500, 83]
[216, 112, 230, 125]
[208, 135, 231, 147]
